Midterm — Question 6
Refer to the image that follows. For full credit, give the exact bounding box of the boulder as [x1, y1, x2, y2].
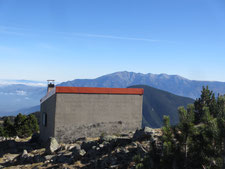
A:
[15, 136, 19, 140]
[71, 142, 86, 159]
[63, 152, 73, 156]
[4, 154, 18, 163]
[21, 150, 28, 158]
[144, 127, 155, 134]
[68, 143, 81, 151]
[19, 149, 34, 163]
[132, 127, 153, 141]
[100, 135, 118, 142]
[79, 149, 86, 157]
[0, 137, 5, 141]
[99, 144, 104, 148]
[44, 155, 55, 161]
[45, 137, 60, 154]
[72, 148, 86, 161]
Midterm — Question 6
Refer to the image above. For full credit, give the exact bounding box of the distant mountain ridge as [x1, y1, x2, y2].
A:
[1, 71, 225, 116]
[59, 71, 225, 99]
[0, 79, 46, 87]
[129, 85, 194, 128]
[0, 84, 45, 115]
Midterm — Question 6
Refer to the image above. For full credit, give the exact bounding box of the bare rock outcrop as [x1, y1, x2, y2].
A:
[0, 128, 162, 169]
[45, 137, 60, 154]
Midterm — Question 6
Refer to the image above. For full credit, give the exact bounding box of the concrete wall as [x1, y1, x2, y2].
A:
[54, 93, 143, 143]
[40, 94, 56, 142]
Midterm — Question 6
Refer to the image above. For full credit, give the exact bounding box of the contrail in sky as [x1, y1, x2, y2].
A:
[0, 25, 172, 43]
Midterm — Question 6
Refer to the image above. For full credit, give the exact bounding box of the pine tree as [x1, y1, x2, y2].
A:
[26, 114, 39, 135]
[189, 106, 220, 169]
[3, 117, 15, 137]
[0, 125, 4, 136]
[217, 95, 225, 169]
[176, 104, 195, 168]
[174, 87, 221, 168]
[14, 113, 27, 137]
[14, 113, 39, 138]
[160, 116, 175, 168]
[194, 86, 217, 124]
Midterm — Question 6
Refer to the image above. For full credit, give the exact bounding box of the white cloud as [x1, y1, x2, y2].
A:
[0, 79, 46, 87]
[0, 90, 27, 96]
[16, 90, 27, 96]
[0, 92, 14, 95]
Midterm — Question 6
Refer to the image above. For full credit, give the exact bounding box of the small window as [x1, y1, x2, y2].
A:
[42, 112, 47, 127]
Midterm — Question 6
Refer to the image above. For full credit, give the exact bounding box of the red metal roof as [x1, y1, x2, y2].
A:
[55, 86, 144, 95]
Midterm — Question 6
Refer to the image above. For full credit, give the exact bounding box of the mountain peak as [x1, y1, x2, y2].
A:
[2, 71, 225, 116]
[59, 71, 225, 99]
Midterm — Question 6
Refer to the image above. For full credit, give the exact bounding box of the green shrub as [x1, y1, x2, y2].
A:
[0, 125, 4, 136]
[3, 117, 15, 137]
[2, 113, 39, 138]
[14, 113, 39, 138]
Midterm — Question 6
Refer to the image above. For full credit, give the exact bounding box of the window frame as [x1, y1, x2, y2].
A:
[42, 112, 47, 127]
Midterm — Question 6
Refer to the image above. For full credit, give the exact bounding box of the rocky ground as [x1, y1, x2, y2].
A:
[0, 127, 162, 169]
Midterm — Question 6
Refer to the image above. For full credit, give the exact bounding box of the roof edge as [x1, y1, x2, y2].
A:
[40, 86, 144, 103]
[40, 87, 56, 104]
[56, 86, 144, 95]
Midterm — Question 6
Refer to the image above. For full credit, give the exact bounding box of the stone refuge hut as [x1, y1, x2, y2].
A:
[40, 83, 144, 143]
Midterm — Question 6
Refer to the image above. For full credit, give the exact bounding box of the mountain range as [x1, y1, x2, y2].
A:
[129, 85, 194, 128]
[0, 84, 45, 115]
[1, 71, 225, 116]
[60, 71, 225, 99]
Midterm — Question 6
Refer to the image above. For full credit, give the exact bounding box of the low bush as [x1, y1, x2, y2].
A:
[0, 113, 39, 138]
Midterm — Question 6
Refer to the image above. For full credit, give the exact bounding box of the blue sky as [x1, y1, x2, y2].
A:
[0, 0, 225, 82]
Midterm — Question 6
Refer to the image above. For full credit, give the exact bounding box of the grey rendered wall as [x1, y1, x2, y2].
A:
[40, 94, 56, 142]
[54, 93, 143, 143]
